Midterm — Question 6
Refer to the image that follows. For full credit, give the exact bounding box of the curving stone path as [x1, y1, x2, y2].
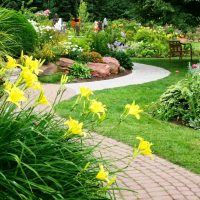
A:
[89, 133, 200, 200]
[66, 63, 170, 94]
[29, 63, 200, 199]
[39, 63, 170, 105]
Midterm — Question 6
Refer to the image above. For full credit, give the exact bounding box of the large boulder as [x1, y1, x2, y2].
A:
[56, 58, 75, 67]
[87, 62, 111, 77]
[39, 63, 58, 76]
[56, 58, 75, 73]
[102, 57, 120, 74]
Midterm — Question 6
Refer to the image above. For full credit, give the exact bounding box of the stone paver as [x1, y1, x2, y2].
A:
[15, 63, 200, 199]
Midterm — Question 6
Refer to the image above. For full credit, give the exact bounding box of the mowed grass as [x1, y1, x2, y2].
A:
[56, 58, 200, 174]
[38, 73, 62, 83]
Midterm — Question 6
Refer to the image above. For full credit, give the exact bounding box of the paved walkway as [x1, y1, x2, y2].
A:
[66, 63, 170, 94]
[25, 63, 200, 199]
[90, 134, 200, 200]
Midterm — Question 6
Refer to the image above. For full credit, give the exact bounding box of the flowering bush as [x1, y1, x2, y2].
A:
[35, 9, 51, 18]
[61, 42, 83, 60]
[0, 53, 153, 199]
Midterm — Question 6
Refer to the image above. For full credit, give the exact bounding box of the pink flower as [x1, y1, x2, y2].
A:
[192, 64, 199, 69]
[43, 9, 51, 16]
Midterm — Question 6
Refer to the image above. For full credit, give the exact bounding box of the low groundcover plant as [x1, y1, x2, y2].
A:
[0, 54, 153, 199]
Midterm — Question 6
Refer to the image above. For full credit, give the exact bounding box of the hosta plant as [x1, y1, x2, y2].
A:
[151, 73, 200, 129]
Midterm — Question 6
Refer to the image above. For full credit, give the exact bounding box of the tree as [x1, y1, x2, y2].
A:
[132, 0, 200, 31]
[78, 0, 89, 23]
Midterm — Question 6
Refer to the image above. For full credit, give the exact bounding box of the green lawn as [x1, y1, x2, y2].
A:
[55, 58, 200, 174]
[38, 73, 62, 83]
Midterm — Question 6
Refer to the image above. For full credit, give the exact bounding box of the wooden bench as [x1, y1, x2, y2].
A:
[169, 40, 192, 61]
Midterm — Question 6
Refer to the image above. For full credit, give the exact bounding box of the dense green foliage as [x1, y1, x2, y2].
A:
[69, 62, 91, 79]
[132, 0, 200, 31]
[0, 8, 38, 55]
[0, 110, 112, 199]
[90, 31, 110, 55]
[81, 51, 103, 63]
[152, 73, 200, 129]
[108, 51, 133, 69]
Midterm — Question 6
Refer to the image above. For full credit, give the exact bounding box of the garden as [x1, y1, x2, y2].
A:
[0, 0, 200, 199]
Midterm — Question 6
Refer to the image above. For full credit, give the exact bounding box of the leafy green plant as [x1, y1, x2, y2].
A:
[38, 72, 63, 83]
[108, 51, 133, 69]
[0, 8, 38, 55]
[151, 73, 200, 129]
[81, 51, 103, 63]
[133, 26, 169, 57]
[33, 43, 57, 63]
[78, 0, 89, 23]
[0, 30, 17, 57]
[90, 31, 110, 55]
[71, 36, 91, 52]
[69, 62, 91, 79]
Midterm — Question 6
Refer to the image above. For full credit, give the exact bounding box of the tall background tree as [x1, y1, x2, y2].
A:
[0, 0, 199, 31]
[131, 0, 200, 31]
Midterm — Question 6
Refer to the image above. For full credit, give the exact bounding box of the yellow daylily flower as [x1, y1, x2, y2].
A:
[64, 118, 85, 136]
[6, 86, 26, 107]
[136, 137, 153, 159]
[25, 56, 44, 75]
[89, 100, 106, 118]
[21, 68, 39, 89]
[38, 91, 49, 105]
[107, 176, 117, 186]
[6, 56, 18, 69]
[3, 81, 13, 92]
[96, 165, 109, 182]
[80, 87, 93, 99]
[60, 74, 68, 85]
[125, 102, 143, 119]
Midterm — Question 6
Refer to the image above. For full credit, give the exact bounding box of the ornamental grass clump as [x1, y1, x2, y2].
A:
[0, 53, 153, 199]
[0, 8, 38, 56]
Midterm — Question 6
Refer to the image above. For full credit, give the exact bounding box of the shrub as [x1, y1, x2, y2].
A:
[81, 51, 103, 63]
[69, 62, 91, 79]
[133, 26, 169, 57]
[71, 35, 91, 52]
[108, 51, 133, 70]
[90, 31, 110, 55]
[0, 8, 38, 56]
[33, 43, 56, 63]
[151, 74, 200, 129]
